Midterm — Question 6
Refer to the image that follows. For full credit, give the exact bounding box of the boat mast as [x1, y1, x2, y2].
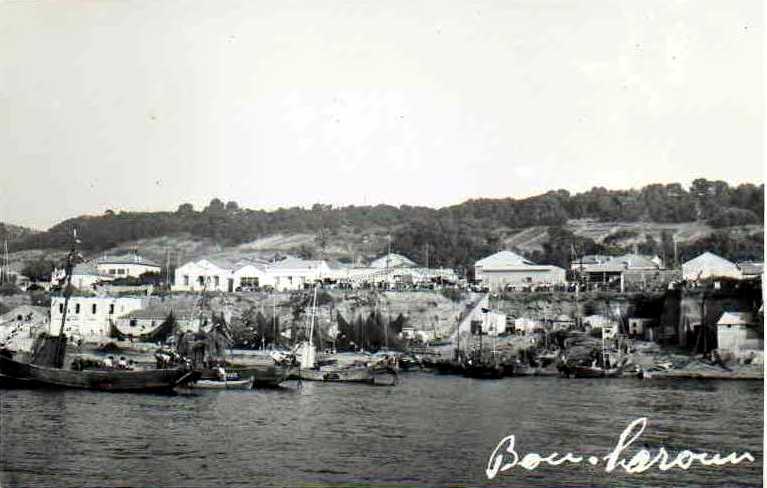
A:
[308, 284, 318, 349]
[272, 293, 277, 348]
[1, 239, 8, 284]
[55, 230, 80, 359]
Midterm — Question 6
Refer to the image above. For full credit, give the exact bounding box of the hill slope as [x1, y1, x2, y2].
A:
[4, 179, 764, 269]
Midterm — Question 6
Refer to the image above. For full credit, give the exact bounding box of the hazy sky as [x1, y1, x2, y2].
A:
[0, 0, 763, 229]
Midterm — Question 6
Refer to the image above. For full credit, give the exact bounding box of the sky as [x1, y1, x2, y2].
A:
[0, 0, 763, 230]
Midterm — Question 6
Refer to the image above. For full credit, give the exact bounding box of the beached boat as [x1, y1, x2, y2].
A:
[0, 353, 199, 391]
[189, 376, 254, 389]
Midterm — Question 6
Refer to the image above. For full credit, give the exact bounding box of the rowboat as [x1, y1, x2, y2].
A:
[572, 364, 625, 378]
[189, 376, 254, 389]
[0, 354, 199, 392]
[298, 365, 375, 383]
[199, 365, 292, 388]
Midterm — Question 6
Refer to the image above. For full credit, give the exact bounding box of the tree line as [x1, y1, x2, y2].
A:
[5, 179, 763, 271]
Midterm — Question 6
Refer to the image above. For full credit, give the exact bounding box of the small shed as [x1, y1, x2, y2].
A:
[716, 312, 761, 352]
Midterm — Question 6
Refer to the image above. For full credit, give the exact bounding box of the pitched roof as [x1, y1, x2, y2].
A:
[118, 304, 198, 321]
[269, 257, 328, 270]
[95, 254, 160, 267]
[475, 250, 535, 268]
[717, 312, 753, 326]
[572, 255, 612, 265]
[72, 262, 112, 277]
[369, 253, 416, 269]
[683, 252, 736, 268]
[737, 262, 764, 276]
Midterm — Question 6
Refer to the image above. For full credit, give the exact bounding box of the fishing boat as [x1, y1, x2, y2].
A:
[294, 287, 396, 385]
[461, 309, 504, 379]
[188, 376, 254, 390]
[567, 332, 629, 379]
[463, 354, 504, 379]
[0, 232, 199, 392]
[0, 352, 198, 391]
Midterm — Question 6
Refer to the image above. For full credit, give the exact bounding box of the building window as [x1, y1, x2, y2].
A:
[198, 276, 205, 286]
[118, 269, 126, 275]
[214, 276, 220, 287]
[183, 275, 190, 286]
[130, 319, 137, 327]
[59, 303, 64, 313]
[92, 304, 97, 314]
[109, 269, 116, 275]
[109, 304, 115, 315]
[75, 304, 80, 314]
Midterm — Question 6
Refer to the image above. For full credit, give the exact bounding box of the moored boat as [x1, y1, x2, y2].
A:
[0, 232, 200, 392]
[200, 365, 292, 388]
[189, 376, 254, 389]
[571, 364, 625, 378]
[0, 353, 199, 392]
[298, 365, 375, 383]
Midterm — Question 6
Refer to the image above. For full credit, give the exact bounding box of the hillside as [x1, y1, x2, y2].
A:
[0, 222, 38, 243]
[3, 179, 764, 271]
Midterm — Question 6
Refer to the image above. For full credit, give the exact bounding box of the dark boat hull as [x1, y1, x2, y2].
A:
[298, 367, 374, 383]
[463, 365, 504, 379]
[432, 360, 464, 375]
[0, 355, 199, 392]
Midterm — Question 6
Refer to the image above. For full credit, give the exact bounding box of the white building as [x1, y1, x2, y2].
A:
[474, 250, 566, 290]
[95, 253, 161, 278]
[682, 252, 741, 281]
[233, 263, 272, 290]
[583, 315, 619, 339]
[268, 257, 331, 291]
[717, 312, 761, 352]
[114, 305, 200, 338]
[482, 310, 507, 336]
[51, 262, 114, 290]
[513, 317, 545, 334]
[49, 296, 144, 340]
[173, 259, 234, 292]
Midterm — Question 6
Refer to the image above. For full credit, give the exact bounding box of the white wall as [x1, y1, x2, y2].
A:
[97, 262, 160, 278]
[173, 260, 232, 292]
[49, 296, 144, 340]
[476, 266, 566, 289]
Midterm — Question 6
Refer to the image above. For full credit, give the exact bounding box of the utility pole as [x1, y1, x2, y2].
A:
[673, 236, 679, 269]
[386, 234, 392, 289]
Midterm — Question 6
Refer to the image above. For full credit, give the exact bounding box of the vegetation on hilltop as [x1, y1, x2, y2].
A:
[5, 179, 764, 270]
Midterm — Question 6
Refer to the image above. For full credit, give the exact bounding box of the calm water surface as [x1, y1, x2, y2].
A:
[0, 374, 762, 487]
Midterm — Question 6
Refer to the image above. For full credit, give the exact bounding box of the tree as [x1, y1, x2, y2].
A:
[225, 201, 240, 212]
[205, 198, 225, 213]
[176, 203, 195, 215]
[21, 258, 56, 282]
